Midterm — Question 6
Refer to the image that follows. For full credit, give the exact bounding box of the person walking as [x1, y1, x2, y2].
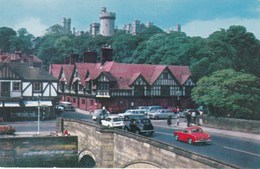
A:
[186, 111, 191, 127]
[167, 115, 172, 127]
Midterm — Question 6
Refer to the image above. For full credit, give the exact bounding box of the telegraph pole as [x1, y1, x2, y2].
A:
[37, 95, 40, 135]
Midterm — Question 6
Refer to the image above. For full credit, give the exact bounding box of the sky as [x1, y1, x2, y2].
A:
[1, 0, 260, 39]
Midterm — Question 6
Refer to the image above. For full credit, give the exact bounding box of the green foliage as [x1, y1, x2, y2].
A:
[0, 27, 17, 53]
[0, 24, 260, 120]
[192, 69, 260, 119]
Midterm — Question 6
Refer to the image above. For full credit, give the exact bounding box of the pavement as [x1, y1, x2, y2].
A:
[76, 108, 260, 142]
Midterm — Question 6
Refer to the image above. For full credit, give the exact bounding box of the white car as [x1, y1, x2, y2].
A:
[148, 109, 176, 119]
[92, 109, 110, 121]
[118, 109, 146, 120]
[101, 116, 125, 128]
[56, 101, 74, 111]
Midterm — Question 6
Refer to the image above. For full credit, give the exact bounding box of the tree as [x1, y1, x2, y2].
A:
[0, 27, 16, 53]
[10, 28, 34, 54]
[192, 69, 260, 119]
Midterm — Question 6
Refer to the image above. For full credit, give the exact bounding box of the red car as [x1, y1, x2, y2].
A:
[173, 126, 211, 145]
[0, 123, 16, 135]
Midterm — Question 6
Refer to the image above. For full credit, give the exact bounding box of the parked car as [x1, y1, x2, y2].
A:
[136, 106, 148, 110]
[145, 105, 162, 115]
[92, 109, 110, 121]
[173, 126, 211, 145]
[0, 123, 15, 135]
[124, 116, 154, 136]
[178, 111, 187, 118]
[101, 115, 125, 129]
[56, 101, 75, 111]
[118, 109, 146, 120]
[148, 109, 176, 119]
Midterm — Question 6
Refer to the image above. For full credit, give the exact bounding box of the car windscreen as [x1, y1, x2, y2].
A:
[112, 117, 122, 122]
[140, 119, 151, 124]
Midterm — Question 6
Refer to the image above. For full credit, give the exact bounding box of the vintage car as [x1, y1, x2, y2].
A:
[148, 109, 176, 119]
[118, 109, 146, 121]
[0, 123, 16, 135]
[56, 101, 75, 112]
[92, 109, 110, 121]
[173, 126, 211, 144]
[124, 116, 155, 136]
[101, 115, 125, 129]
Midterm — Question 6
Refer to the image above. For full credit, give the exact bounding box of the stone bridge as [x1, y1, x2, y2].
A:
[57, 118, 236, 168]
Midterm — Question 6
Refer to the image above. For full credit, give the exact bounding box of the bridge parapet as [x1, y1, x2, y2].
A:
[57, 118, 236, 168]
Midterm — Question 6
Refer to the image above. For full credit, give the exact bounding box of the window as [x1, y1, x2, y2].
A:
[33, 82, 42, 92]
[161, 86, 170, 96]
[13, 82, 21, 91]
[134, 86, 144, 96]
[82, 99, 85, 104]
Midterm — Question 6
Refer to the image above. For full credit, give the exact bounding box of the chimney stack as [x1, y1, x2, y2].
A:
[83, 50, 97, 63]
[101, 45, 113, 65]
[70, 53, 79, 64]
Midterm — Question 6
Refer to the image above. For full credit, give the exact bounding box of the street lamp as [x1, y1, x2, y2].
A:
[37, 95, 41, 135]
[176, 91, 181, 108]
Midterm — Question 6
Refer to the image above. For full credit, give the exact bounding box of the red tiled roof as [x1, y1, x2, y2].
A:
[62, 65, 74, 84]
[51, 61, 192, 89]
[49, 64, 63, 79]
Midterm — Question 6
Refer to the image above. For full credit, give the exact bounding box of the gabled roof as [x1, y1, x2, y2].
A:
[62, 64, 75, 84]
[49, 64, 63, 79]
[0, 62, 57, 81]
[167, 66, 192, 85]
[51, 61, 192, 89]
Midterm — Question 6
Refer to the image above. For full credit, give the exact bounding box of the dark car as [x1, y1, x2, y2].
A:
[124, 115, 154, 136]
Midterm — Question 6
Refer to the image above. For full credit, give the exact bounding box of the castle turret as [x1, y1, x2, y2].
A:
[63, 17, 71, 34]
[100, 7, 116, 36]
[90, 23, 100, 36]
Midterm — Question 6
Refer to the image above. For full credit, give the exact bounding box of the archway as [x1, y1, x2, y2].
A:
[78, 155, 95, 168]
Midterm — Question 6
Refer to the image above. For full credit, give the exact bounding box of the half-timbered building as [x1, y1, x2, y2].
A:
[50, 48, 196, 113]
[0, 63, 58, 121]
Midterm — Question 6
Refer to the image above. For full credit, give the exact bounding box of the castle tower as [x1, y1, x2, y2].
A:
[100, 7, 116, 36]
[63, 17, 71, 34]
[132, 20, 140, 35]
[175, 24, 181, 32]
[90, 23, 100, 36]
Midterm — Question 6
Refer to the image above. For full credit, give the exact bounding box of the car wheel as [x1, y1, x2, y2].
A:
[149, 131, 154, 136]
[188, 138, 193, 144]
[174, 135, 179, 141]
[155, 116, 159, 120]
[125, 116, 129, 121]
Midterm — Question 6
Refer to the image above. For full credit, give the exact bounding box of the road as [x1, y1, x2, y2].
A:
[6, 111, 260, 169]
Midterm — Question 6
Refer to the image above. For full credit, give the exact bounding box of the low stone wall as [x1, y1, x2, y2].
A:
[0, 136, 78, 167]
[58, 118, 236, 168]
[203, 116, 260, 134]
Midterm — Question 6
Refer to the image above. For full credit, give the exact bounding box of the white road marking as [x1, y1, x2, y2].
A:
[224, 146, 260, 157]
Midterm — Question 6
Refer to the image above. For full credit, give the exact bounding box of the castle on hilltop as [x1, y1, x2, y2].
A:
[62, 7, 180, 37]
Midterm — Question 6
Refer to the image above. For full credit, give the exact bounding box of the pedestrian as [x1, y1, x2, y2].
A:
[191, 111, 197, 124]
[130, 119, 137, 133]
[167, 115, 172, 127]
[186, 111, 191, 127]
[176, 114, 180, 126]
